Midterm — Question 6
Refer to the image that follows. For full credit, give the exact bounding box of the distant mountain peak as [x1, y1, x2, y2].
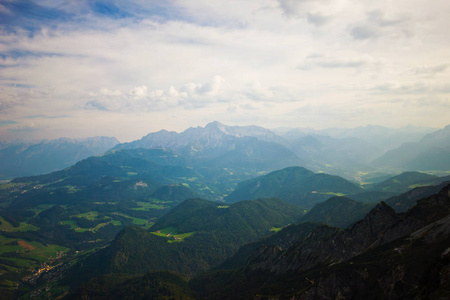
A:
[205, 120, 225, 128]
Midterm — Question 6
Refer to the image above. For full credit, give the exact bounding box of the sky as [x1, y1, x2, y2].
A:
[0, 0, 449, 142]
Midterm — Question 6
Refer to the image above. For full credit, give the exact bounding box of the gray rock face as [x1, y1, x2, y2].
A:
[114, 121, 286, 151]
[297, 214, 450, 300]
[244, 184, 450, 278]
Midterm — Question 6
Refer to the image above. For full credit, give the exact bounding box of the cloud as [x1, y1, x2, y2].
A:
[8, 122, 40, 133]
[367, 10, 408, 27]
[276, 0, 341, 27]
[99, 88, 122, 96]
[129, 86, 147, 98]
[306, 13, 332, 26]
[369, 81, 450, 96]
[350, 25, 379, 40]
[85, 76, 229, 112]
[243, 80, 274, 101]
[0, 87, 31, 113]
[299, 54, 374, 70]
[1, 0, 450, 140]
[0, 3, 12, 15]
[23, 114, 69, 119]
[413, 64, 448, 76]
[195, 76, 225, 94]
[349, 9, 412, 41]
[277, 0, 330, 18]
[0, 120, 17, 126]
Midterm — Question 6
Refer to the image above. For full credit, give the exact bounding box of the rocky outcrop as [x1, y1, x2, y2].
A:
[298, 214, 450, 300]
[189, 185, 450, 300]
[244, 184, 450, 278]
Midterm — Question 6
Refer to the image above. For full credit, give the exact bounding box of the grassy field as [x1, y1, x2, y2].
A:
[151, 227, 195, 243]
[60, 219, 123, 233]
[270, 227, 283, 233]
[318, 192, 345, 197]
[0, 234, 68, 270]
[0, 217, 39, 232]
[132, 201, 166, 210]
[111, 212, 154, 229]
[73, 211, 100, 220]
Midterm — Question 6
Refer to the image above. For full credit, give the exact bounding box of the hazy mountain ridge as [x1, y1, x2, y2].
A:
[0, 136, 119, 180]
[372, 124, 450, 171]
[385, 180, 450, 212]
[111, 122, 446, 181]
[366, 171, 450, 193]
[225, 166, 363, 208]
[1, 122, 446, 183]
[274, 124, 436, 175]
[114, 122, 303, 180]
[115, 121, 287, 152]
[9, 148, 201, 191]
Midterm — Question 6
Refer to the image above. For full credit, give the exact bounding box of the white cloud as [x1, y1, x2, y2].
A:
[413, 64, 448, 76]
[350, 25, 380, 40]
[129, 86, 148, 98]
[99, 88, 122, 96]
[1, 0, 450, 141]
[306, 13, 332, 26]
[299, 54, 376, 70]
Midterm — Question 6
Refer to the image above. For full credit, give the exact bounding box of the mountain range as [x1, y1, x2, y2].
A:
[0, 136, 119, 180]
[64, 197, 304, 287]
[111, 122, 445, 181]
[67, 183, 450, 299]
[372, 124, 450, 171]
[189, 183, 450, 299]
[1, 121, 450, 299]
[225, 166, 363, 208]
[1, 122, 447, 183]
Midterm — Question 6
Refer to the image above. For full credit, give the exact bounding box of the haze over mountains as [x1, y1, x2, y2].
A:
[0, 137, 119, 180]
[0, 121, 449, 299]
[373, 124, 450, 171]
[2, 122, 445, 182]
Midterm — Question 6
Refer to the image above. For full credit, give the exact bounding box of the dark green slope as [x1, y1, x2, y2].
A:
[152, 197, 304, 235]
[75, 177, 160, 203]
[385, 180, 450, 212]
[0, 148, 203, 286]
[71, 271, 193, 300]
[217, 222, 322, 271]
[190, 183, 450, 300]
[150, 198, 218, 232]
[1, 148, 206, 212]
[10, 148, 200, 188]
[66, 197, 305, 285]
[225, 166, 363, 208]
[0, 147, 214, 297]
[151, 184, 198, 202]
[300, 196, 375, 228]
[366, 171, 443, 193]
